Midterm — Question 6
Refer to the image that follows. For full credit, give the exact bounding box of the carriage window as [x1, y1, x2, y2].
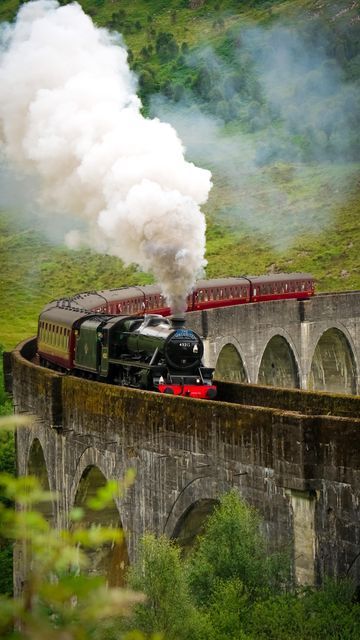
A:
[253, 288, 257, 296]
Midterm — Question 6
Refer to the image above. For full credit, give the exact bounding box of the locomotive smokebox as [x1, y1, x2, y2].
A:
[170, 315, 186, 329]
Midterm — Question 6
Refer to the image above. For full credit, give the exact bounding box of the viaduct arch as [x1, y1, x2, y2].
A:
[185, 292, 360, 394]
[9, 336, 360, 594]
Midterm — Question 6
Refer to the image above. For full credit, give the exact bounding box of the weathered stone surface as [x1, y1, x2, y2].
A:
[185, 292, 360, 393]
[10, 337, 360, 592]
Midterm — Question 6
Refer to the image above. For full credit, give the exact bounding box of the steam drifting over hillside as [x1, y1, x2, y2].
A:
[0, 0, 212, 312]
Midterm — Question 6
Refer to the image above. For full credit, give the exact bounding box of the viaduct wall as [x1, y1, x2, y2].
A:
[185, 292, 360, 394]
[10, 338, 360, 594]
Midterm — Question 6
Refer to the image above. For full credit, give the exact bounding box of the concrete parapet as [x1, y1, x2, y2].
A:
[217, 381, 360, 417]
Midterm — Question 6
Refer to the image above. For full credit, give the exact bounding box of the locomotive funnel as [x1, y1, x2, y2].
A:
[170, 315, 186, 329]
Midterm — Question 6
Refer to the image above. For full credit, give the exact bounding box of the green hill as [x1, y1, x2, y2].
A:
[0, 0, 359, 350]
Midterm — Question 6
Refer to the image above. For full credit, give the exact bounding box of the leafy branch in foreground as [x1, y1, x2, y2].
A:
[0, 415, 147, 640]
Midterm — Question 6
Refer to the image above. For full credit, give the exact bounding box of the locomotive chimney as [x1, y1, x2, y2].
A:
[170, 315, 186, 329]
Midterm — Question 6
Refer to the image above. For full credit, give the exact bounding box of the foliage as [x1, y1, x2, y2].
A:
[0, 362, 13, 597]
[245, 581, 360, 639]
[125, 491, 360, 640]
[0, 346, 12, 418]
[0, 2, 359, 354]
[204, 577, 252, 640]
[186, 491, 291, 605]
[155, 32, 179, 62]
[0, 416, 147, 639]
[126, 534, 202, 640]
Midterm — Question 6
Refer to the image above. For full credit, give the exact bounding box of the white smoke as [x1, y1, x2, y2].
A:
[0, 0, 212, 312]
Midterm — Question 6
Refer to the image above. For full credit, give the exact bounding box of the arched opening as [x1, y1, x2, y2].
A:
[74, 466, 129, 586]
[309, 328, 357, 395]
[172, 499, 218, 555]
[28, 438, 54, 524]
[215, 344, 247, 383]
[258, 335, 299, 388]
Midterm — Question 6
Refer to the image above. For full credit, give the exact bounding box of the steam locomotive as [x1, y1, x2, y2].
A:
[37, 273, 314, 398]
[37, 304, 217, 400]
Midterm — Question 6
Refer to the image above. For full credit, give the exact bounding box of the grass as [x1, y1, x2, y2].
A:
[0, 160, 359, 351]
[0, 0, 359, 350]
[204, 161, 360, 286]
[0, 209, 153, 349]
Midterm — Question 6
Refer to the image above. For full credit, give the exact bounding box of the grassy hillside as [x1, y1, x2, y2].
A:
[0, 0, 359, 350]
[1, 160, 359, 350]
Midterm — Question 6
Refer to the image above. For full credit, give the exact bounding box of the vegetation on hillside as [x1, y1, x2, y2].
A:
[0, 0, 359, 350]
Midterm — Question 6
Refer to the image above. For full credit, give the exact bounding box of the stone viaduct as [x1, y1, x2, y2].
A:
[5, 291, 360, 593]
[188, 291, 360, 395]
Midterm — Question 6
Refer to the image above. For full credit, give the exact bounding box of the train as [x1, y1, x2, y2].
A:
[56, 273, 315, 317]
[37, 273, 314, 399]
[37, 305, 217, 399]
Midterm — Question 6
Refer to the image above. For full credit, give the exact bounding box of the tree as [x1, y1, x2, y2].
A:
[155, 32, 179, 62]
[0, 416, 145, 639]
[186, 490, 291, 606]
[126, 534, 203, 640]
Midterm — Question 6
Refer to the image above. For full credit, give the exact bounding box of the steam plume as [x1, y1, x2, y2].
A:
[0, 0, 212, 312]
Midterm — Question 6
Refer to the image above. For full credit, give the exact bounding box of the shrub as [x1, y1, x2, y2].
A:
[186, 490, 291, 605]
